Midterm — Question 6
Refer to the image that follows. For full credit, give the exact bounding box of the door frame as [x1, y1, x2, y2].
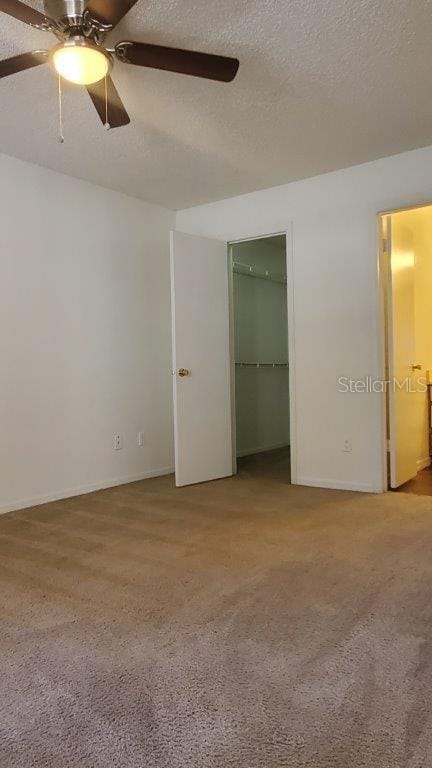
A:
[227, 225, 298, 484]
[378, 200, 432, 491]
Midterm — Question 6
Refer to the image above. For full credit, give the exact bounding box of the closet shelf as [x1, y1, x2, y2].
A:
[232, 261, 287, 285]
[235, 362, 289, 368]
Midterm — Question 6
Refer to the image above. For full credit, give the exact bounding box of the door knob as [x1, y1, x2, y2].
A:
[178, 368, 191, 377]
[411, 364, 422, 371]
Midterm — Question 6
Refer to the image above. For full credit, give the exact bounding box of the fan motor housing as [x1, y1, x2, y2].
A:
[44, 0, 86, 22]
[44, 0, 112, 43]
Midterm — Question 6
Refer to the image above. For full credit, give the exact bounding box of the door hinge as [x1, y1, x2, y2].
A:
[386, 438, 391, 452]
[382, 237, 388, 253]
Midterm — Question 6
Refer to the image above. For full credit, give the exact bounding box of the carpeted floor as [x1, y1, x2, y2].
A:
[1, 450, 432, 767]
[397, 465, 432, 496]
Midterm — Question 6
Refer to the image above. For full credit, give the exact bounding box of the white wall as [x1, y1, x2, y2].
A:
[0, 153, 175, 513]
[176, 144, 432, 492]
[232, 238, 290, 456]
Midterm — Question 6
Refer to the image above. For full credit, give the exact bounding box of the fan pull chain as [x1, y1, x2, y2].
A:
[58, 74, 65, 144]
[104, 75, 109, 130]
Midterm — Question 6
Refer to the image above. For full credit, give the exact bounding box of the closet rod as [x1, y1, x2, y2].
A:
[232, 261, 287, 285]
[235, 362, 289, 368]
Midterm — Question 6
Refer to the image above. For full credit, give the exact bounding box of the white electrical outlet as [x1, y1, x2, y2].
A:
[114, 434, 122, 451]
[342, 440, 352, 453]
[138, 431, 145, 447]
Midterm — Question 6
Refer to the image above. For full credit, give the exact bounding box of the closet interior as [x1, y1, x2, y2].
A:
[231, 235, 290, 477]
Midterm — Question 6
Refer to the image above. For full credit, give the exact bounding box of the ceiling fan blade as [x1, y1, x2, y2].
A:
[0, 51, 48, 79]
[0, 0, 51, 27]
[87, 75, 130, 129]
[115, 41, 240, 82]
[85, 0, 138, 28]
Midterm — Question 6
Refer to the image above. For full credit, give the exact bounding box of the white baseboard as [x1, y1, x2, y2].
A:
[237, 442, 290, 458]
[295, 476, 380, 493]
[0, 466, 175, 516]
[417, 456, 431, 471]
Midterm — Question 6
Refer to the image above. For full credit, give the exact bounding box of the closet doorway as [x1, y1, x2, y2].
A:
[229, 235, 291, 482]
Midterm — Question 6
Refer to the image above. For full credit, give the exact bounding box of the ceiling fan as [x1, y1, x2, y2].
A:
[0, 0, 240, 129]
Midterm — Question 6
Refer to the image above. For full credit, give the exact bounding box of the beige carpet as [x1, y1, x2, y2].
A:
[1, 451, 432, 767]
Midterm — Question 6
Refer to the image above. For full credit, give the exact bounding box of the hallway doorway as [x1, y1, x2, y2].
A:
[381, 204, 432, 494]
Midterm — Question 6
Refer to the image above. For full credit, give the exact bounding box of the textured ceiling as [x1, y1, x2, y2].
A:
[2, 1, 432, 209]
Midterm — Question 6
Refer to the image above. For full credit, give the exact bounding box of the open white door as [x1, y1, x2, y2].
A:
[170, 231, 233, 487]
[386, 216, 418, 488]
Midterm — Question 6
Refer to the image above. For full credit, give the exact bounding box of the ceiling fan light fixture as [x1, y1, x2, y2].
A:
[51, 38, 112, 86]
